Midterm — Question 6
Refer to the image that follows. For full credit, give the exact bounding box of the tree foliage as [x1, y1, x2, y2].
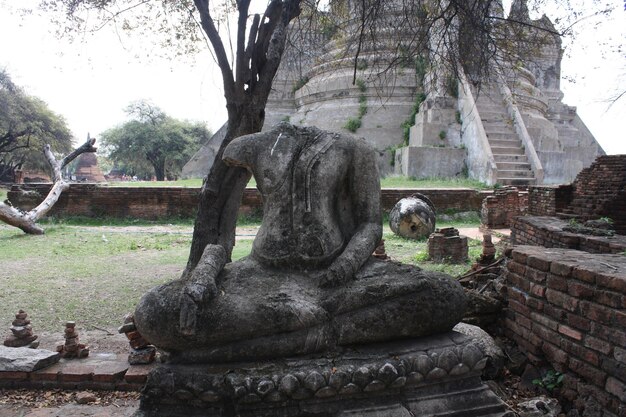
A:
[0, 69, 72, 182]
[100, 100, 210, 181]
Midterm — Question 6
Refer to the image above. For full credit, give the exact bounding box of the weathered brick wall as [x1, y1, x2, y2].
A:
[528, 185, 573, 217]
[504, 246, 626, 415]
[511, 216, 626, 254]
[481, 187, 528, 228]
[565, 155, 626, 235]
[7, 184, 492, 219]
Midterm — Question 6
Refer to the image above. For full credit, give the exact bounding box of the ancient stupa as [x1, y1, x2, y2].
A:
[183, 0, 603, 186]
[73, 153, 105, 183]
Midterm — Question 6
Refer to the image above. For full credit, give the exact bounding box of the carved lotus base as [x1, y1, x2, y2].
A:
[133, 332, 511, 417]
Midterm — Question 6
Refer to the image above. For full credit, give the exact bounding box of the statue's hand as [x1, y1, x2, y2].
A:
[319, 258, 356, 288]
[179, 244, 226, 336]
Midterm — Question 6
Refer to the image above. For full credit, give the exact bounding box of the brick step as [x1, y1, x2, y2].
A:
[488, 139, 523, 147]
[497, 169, 534, 178]
[497, 177, 536, 186]
[486, 132, 518, 141]
[496, 162, 531, 170]
[493, 154, 530, 163]
[491, 146, 525, 155]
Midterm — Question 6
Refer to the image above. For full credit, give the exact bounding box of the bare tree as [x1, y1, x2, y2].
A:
[0, 137, 97, 234]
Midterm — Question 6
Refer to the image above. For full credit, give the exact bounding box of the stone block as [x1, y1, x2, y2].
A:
[0, 346, 60, 372]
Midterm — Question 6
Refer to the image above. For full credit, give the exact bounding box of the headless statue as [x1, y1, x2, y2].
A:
[134, 123, 466, 363]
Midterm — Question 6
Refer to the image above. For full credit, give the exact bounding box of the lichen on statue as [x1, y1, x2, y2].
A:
[134, 122, 466, 363]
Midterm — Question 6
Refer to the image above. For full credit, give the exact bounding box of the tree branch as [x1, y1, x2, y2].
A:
[0, 136, 97, 235]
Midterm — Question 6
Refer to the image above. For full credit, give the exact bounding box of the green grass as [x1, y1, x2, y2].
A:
[379, 176, 489, 189]
[0, 212, 482, 334]
[105, 176, 487, 190]
[0, 187, 7, 202]
[0, 223, 255, 333]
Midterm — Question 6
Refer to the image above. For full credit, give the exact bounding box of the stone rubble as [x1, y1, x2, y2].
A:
[118, 313, 155, 365]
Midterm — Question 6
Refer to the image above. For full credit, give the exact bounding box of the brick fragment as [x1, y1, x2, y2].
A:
[558, 324, 583, 341]
[528, 255, 551, 272]
[547, 275, 568, 291]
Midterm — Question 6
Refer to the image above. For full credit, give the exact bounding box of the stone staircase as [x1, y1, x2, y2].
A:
[474, 86, 536, 186]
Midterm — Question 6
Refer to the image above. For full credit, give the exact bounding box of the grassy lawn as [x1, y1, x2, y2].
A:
[106, 176, 488, 190]
[0, 214, 481, 334]
[0, 187, 7, 202]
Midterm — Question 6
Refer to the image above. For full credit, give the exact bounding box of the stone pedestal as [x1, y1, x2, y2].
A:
[133, 332, 510, 417]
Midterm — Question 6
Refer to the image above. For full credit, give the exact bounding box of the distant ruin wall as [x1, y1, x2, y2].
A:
[504, 246, 626, 416]
[528, 185, 573, 217]
[481, 187, 528, 228]
[8, 184, 492, 219]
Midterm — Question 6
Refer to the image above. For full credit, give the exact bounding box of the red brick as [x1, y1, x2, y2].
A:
[59, 364, 94, 383]
[530, 283, 546, 298]
[605, 377, 626, 403]
[561, 339, 600, 367]
[508, 287, 528, 305]
[567, 314, 591, 332]
[124, 364, 155, 384]
[528, 256, 551, 272]
[509, 299, 530, 317]
[507, 271, 531, 292]
[550, 261, 573, 277]
[31, 364, 62, 381]
[544, 304, 566, 321]
[567, 281, 595, 299]
[525, 268, 547, 283]
[511, 250, 529, 264]
[559, 324, 583, 341]
[616, 311, 626, 329]
[93, 362, 129, 383]
[594, 290, 623, 308]
[530, 312, 559, 330]
[546, 289, 579, 312]
[582, 336, 612, 356]
[547, 274, 568, 291]
[542, 342, 568, 365]
[532, 322, 560, 344]
[610, 329, 626, 347]
[526, 297, 545, 311]
[580, 301, 614, 323]
[595, 274, 626, 293]
[508, 261, 527, 276]
[0, 371, 28, 380]
[569, 357, 607, 386]
[572, 267, 596, 284]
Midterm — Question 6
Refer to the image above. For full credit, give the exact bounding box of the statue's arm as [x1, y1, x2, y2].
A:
[320, 143, 382, 288]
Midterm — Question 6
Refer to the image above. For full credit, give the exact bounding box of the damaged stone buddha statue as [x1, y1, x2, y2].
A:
[134, 123, 466, 363]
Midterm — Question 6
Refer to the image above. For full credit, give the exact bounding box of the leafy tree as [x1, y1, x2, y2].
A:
[100, 100, 210, 181]
[0, 69, 72, 182]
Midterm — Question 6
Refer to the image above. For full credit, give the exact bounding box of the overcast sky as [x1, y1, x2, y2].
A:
[1, 0, 624, 155]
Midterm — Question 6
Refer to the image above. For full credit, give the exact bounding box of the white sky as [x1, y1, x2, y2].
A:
[0, 0, 624, 154]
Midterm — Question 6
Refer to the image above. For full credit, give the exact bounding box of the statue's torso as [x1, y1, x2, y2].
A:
[233, 130, 356, 269]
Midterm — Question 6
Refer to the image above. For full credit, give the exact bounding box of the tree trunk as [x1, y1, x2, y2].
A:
[154, 164, 166, 181]
[184, 106, 263, 274]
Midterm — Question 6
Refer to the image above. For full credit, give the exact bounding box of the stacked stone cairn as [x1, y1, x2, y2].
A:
[118, 313, 155, 365]
[477, 234, 497, 266]
[372, 239, 389, 260]
[4, 310, 39, 348]
[427, 227, 468, 263]
[57, 321, 89, 358]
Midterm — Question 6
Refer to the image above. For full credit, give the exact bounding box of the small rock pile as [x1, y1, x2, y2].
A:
[372, 239, 388, 260]
[119, 313, 155, 365]
[57, 321, 89, 358]
[427, 227, 468, 263]
[4, 310, 39, 348]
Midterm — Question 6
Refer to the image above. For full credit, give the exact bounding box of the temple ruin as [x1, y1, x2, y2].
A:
[183, 0, 604, 185]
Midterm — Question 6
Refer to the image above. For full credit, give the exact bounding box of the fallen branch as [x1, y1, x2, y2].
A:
[0, 136, 97, 234]
[457, 258, 504, 282]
